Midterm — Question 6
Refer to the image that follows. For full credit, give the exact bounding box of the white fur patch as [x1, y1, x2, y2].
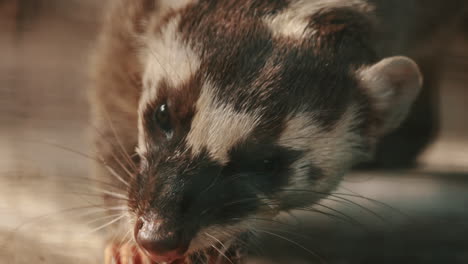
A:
[186, 84, 261, 164]
[158, 0, 197, 11]
[140, 15, 200, 99]
[264, 0, 369, 39]
[278, 105, 364, 191]
[137, 14, 201, 154]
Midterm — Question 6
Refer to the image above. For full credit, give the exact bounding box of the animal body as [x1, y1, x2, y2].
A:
[89, 0, 467, 263]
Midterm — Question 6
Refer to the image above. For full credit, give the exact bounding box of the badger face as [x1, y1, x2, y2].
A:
[127, 0, 422, 262]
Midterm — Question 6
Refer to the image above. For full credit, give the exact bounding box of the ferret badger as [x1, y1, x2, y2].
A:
[90, 0, 467, 263]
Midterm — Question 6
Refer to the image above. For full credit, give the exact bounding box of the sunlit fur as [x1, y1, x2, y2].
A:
[89, 0, 468, 262]
[132, 0, 374, 254]
[264, 0, 371, 39]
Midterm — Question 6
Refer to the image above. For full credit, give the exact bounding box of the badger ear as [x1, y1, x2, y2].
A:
[358, 56, 423, 136]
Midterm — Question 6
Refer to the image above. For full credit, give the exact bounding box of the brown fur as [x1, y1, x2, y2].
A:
[90, 0, 468, 261]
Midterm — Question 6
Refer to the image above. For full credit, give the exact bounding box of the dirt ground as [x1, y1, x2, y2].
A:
[1, 1, 467, 263]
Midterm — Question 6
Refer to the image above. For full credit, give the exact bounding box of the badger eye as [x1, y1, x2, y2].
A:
[154, 103, 172, 133]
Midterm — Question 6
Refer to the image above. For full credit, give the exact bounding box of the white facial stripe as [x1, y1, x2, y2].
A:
[158, 0, 197, 11]
[137, 14, 201, 154]
[278, 105, 364, 189]
[186, 84, 261, 164]
[264, 0, 369, 39]
[264, 1, 316, 39]
[141, 14, 200, 94]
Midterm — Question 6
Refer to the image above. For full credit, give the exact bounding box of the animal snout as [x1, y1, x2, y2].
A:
[135, 217, 189, 263]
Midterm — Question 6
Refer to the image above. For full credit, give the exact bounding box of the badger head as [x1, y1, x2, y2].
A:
[126, 0, 422, 262]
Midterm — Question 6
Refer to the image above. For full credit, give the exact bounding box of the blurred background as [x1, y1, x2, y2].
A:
[0, 1, 467, 263]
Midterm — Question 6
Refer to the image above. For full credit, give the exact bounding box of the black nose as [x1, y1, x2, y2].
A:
[135, 217, 188, 263]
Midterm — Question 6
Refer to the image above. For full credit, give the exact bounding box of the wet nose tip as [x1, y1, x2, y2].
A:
[135, 217, 187, 262]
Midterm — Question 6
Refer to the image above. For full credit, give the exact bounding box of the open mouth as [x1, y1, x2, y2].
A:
[104, 242, 236, 264]
[120, 232, 241, 264]
[105, 243, 190, 264]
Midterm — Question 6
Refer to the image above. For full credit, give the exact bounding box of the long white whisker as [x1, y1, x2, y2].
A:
[83, 214, 127, 236]
[256, 229, 326, 264]
[107, 206, 129, 211]
[205, 232, 229, 251]
[91, 125, 138, 180]
[108, 153, 136, 181]
[205, 232, 235, 264]
[118, 228, 133, 248]
[210, 244, 234, 264]
[103, 164, 130, 188]
[91, 187, 128, 201]
[101, 107, 138, 172]
[73, 206, 127, 221]
[72, 207, 112, 218]
[85, 213, 124, 225]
